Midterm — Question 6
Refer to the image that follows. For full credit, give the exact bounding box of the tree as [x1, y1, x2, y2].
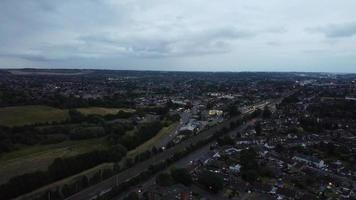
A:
[241, 169, 258, 182]
[68, 109, 85, 123]
[79, 176, 89, 189]
[198, 170, 224, 193]
[151, 146, 158, 154]
[262, 107, 272, 118]
[113, 162, 121, 172]
[227, 104, 241, 116]
[217, 135, 234, 146]
[275, 144, 285, 153]
[102, 168, 114, 179]
[171, 168, 192, 186]
[108, 144, 127, 161]
[123, 192, 139, 200]
[155, 173, 174, 186]
[240, 148, 259, 182]
[255, 122, 262, 136]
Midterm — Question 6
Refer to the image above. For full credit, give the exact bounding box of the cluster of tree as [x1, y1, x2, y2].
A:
[262, 107, 272, 118]
[197, 170, 224, 193]
[226, 104, 241, 117]
[240, 148, 274, 182]
[217, 135, 235, 146]
[314, 142, 355, 168]
[0, 116, 136, 155]
[300, 116, 342, 132]
[12, 108, 257, 200]
[0, 126, 41, 154]
[0, 120, 166, 198]
[32, 167, 119, 200]
[249, 108, 263, 118]
[93, 128, 223, 200]
[255, 122, 262, 136]
[120, 122, 163, 150]
[155, 168, 193, 187]
[68, 109, 135, 124]
[69, 126, 106, 140]
[155, 173, 174, 186]
[90, 111, 257, 199]
[0, 145, 127, 199]
[171, 168, 193, 186]
[308, 101, 356, 119]
[137, 106, 169, 116]
[123, 192, 139, 200]
[0, 87, 135, 109]
[164, 113, 180, 123]
[280, 94, 299, 105]
[240, 148, 260, 182]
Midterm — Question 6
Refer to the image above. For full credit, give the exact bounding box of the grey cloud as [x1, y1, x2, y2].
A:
[73, 27, 256, 58]
[309, 22, 356, 38]
[1, 0, 356, 72]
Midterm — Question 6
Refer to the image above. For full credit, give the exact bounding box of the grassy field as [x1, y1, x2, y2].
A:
[128, 122, 178, 158]
[76, 107, 136, 116]
[12, 123, 179, 198]
[0, 138, 108, 184]
[0, 105, 69, 127]
[0, 105, 136, 127]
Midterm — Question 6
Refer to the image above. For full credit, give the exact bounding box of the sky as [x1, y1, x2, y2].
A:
[1, 0, 356, 72]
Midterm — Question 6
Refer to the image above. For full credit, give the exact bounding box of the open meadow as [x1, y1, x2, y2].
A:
[76, 107, 135, 116]
[0, 105, 69, 127]
[0, 105, 135, 127]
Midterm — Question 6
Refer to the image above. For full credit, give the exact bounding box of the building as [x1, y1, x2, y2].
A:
[292, 155, 326, 169]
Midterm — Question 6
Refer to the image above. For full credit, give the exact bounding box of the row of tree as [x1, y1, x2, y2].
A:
[155, 168, 193, 187]
[0, 145, 127, 200]
[7, 107, 256, 200]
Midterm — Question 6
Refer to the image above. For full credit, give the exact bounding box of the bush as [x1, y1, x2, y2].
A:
[155, 173, 174, 186]
[171, 168, 192, 186]
[198, 170, 224, 193]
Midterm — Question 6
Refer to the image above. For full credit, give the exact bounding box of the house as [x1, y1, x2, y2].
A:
[208, 109, 223, 116]
[292, 155, 326, 169]
[224, 147, 242, 155]
[229, 164, 241, 173]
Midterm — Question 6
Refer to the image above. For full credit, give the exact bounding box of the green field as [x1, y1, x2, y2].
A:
[76, 107, 136, 116]
[0, 138, 107, 184]
[0, 105, 69, 127]
[128, 122, 178, 158]
[0, 105, 136, 127]
[5, 123, 178, 198]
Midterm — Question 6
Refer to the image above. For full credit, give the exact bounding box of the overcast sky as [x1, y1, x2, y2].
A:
[1, 0, 356, 72]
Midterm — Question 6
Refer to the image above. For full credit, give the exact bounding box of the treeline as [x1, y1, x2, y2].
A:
[0, 88, 135, 109]
[0, 104, 175, 155]
[120, 122, 163, 150]
[103, 118, 252, 199]
[0, 120, 167, 199]
[0, 109, 133, 154]
[19, 109, 257, 200]
[308, 101, 356, 119]
[68, 109, 135, 124]
[0, 121, 133, 155]
[240, 148, 274, 182]
[0, 145, 127, 200]
[100, 138, 217, 200]
[2, 108, 254, 200]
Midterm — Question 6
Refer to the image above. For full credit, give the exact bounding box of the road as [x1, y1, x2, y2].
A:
[110, 92, 295, 200]
[64, 93, 292, 200]
[114, 118, 256, 200]
[155, 109, 192, 148]
[65, 116, 249, 200]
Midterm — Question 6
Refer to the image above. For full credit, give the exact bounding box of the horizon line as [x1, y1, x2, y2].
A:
[0, 67, 355, 75]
